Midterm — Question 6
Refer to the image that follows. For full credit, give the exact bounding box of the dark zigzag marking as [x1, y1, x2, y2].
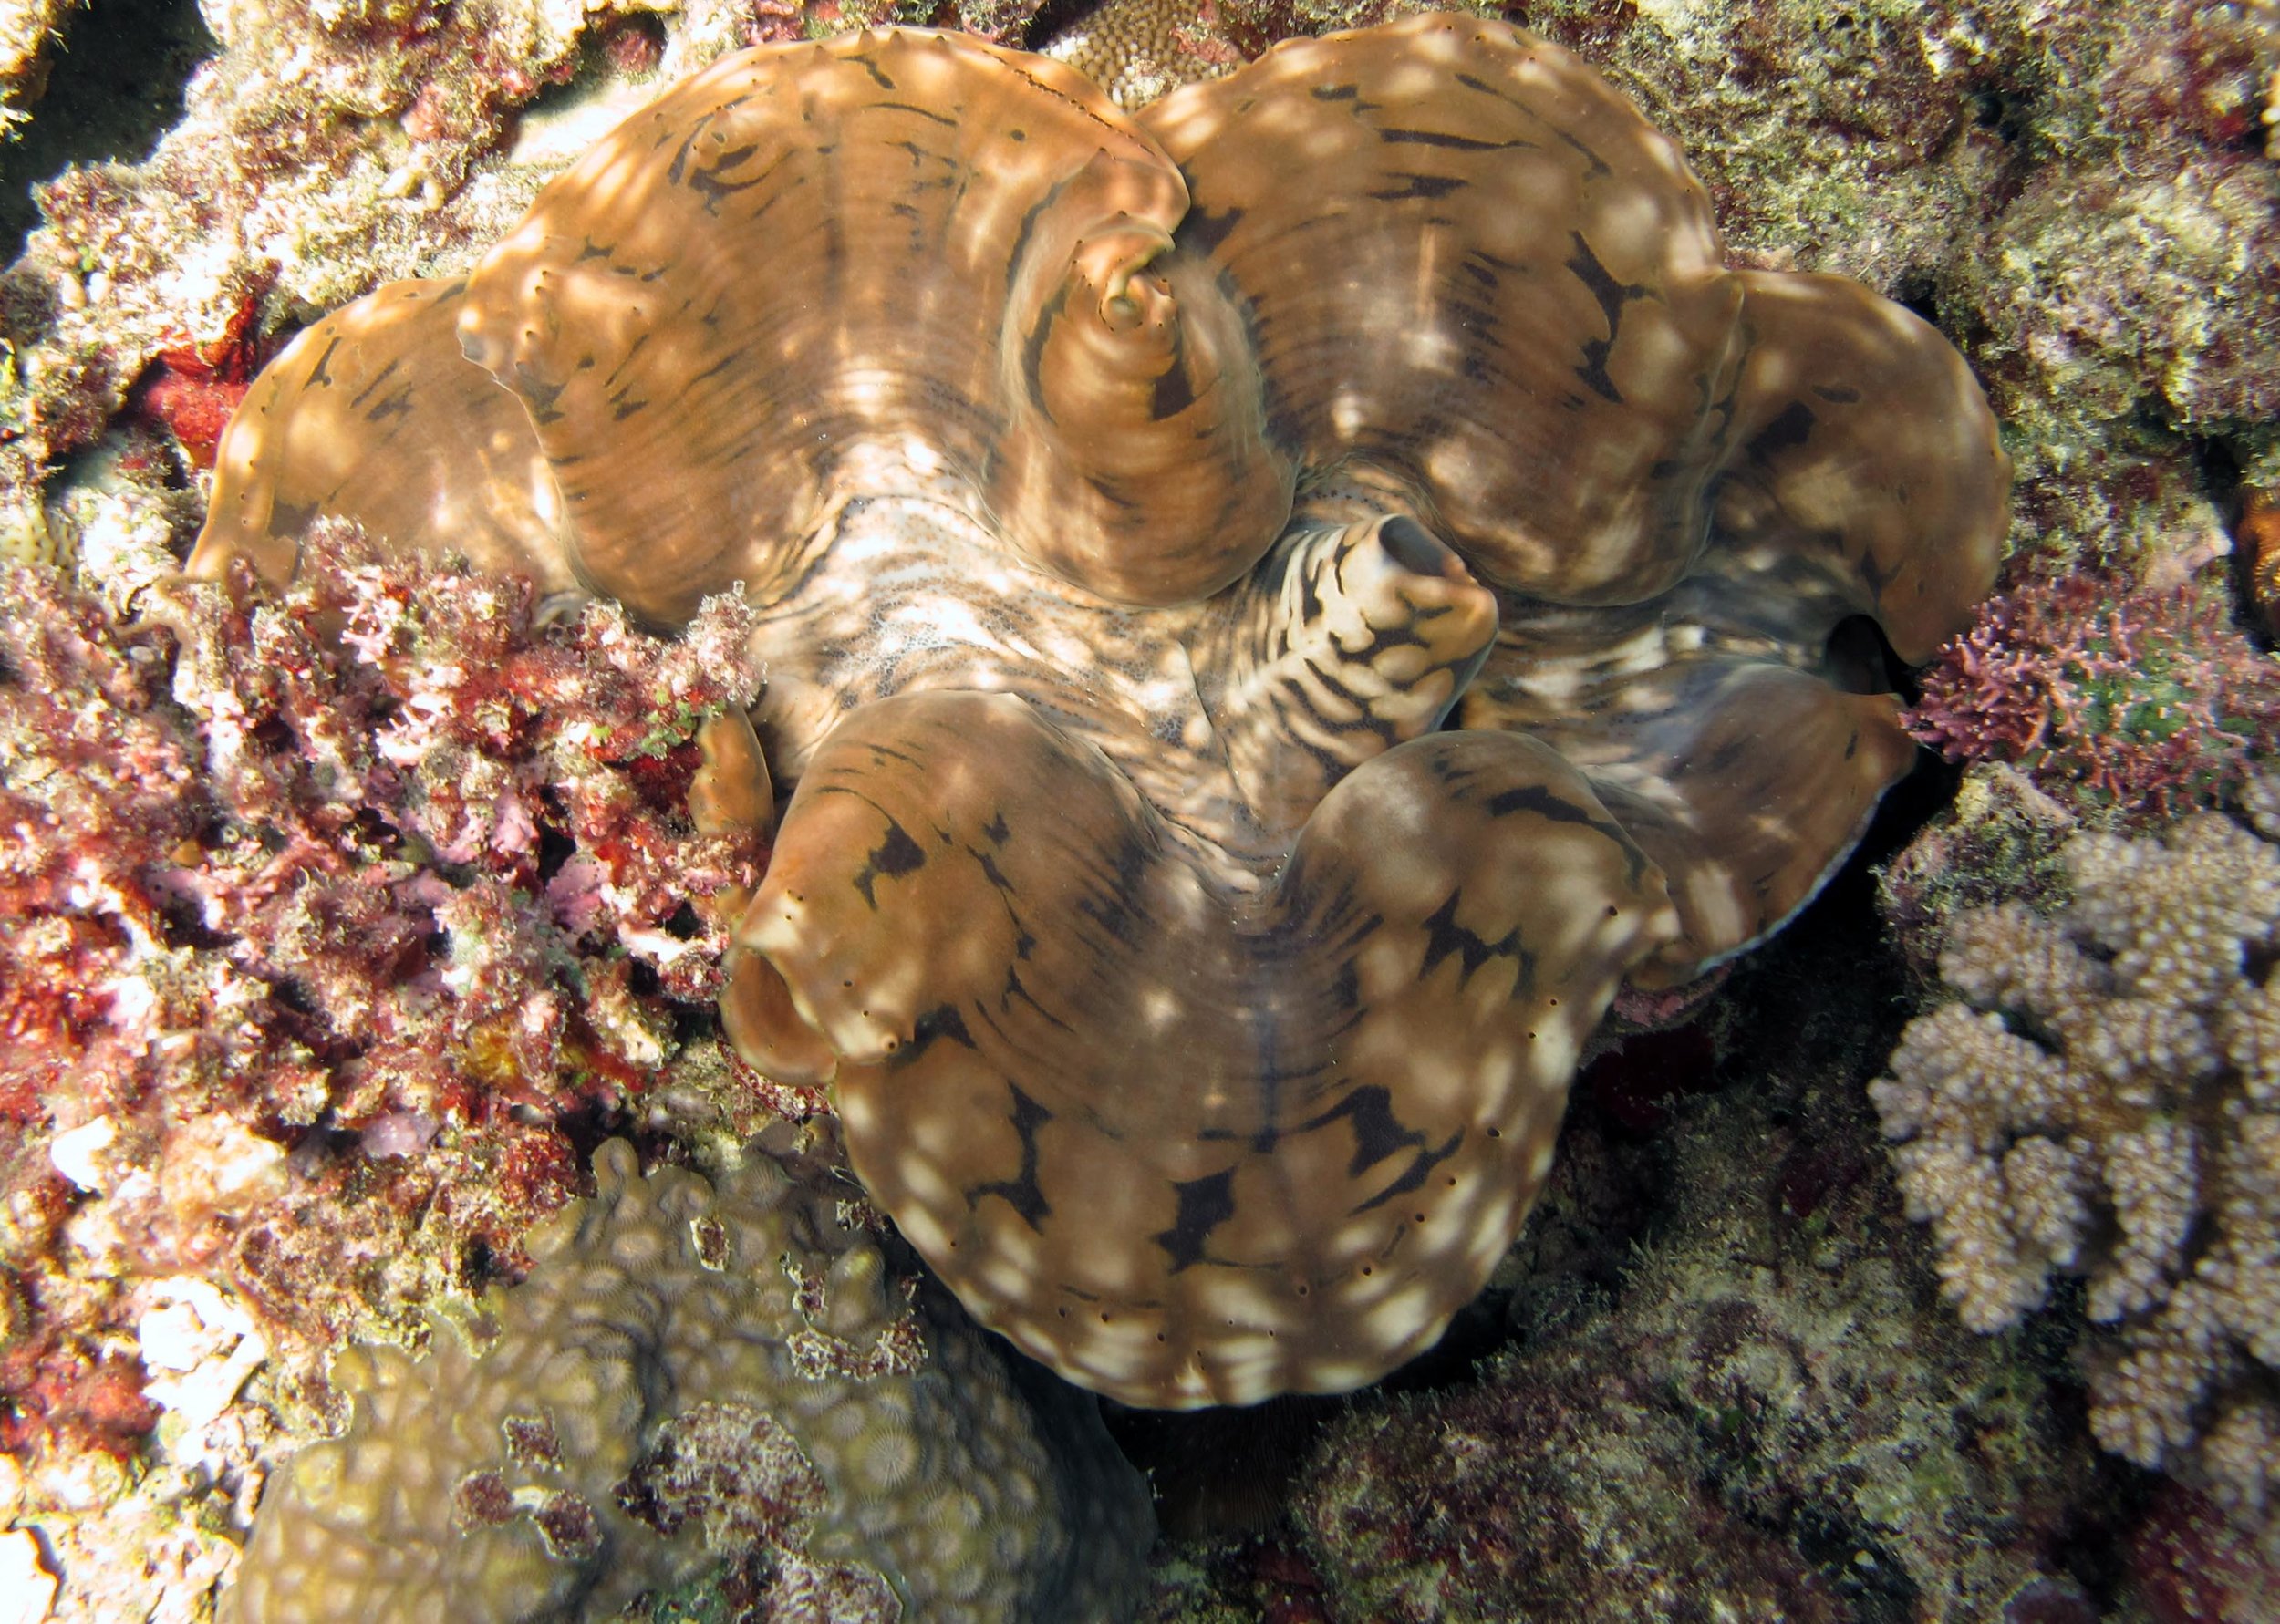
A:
[903, 1001, 976, 1059]
[1152, 322, 1197, 419]
[347, 357, 401, 409]
[686, 160, 767, 214]
[1181, 206, 1245, 256]
[1557, 129, 1612, 179]
[1564, 232, 1646, 405]
[1379, 127, 1531, 152]
[1154, 1168, 1235, 1273]
[1474, 779, 1650, 885]
[1352, 1125, 1465, 1214]
[969, 1083, 1053, 1232]
[1416, 889, 1522, 981]
[872, 99, 955, 126]
[1299, 1083, 1429, 1182]
[1365, 171, 1466, 202]
[849, 815, 926, 908]
[1746, 399, 1816, 464]
[604, 330, 651, 389]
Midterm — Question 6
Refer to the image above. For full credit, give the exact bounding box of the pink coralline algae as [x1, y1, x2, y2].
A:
[0, 522, 763, 1452]
[1904, 571, 2280, 822]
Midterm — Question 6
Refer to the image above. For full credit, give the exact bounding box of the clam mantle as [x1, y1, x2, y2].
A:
[190, 16, 2006, 1408]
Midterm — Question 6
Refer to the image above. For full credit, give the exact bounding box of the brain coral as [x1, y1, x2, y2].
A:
[223, 1139, 1153, 1622]
[186, 18, 2007, 1406]
[1872, 812, 2280, 1556]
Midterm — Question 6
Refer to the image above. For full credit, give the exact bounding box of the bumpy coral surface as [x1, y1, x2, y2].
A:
[1035, 0, 1243, 104]
[186, 17, 2005, 1410]
[226, 1138, 1154, 1623]
[1873, 812, 2280, 1557]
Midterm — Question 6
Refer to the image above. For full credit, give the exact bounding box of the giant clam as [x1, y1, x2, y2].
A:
[189, 16, 2007, 1408]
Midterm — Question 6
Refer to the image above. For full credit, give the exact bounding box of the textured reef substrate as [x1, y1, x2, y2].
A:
[2, 1, 2279, 1620]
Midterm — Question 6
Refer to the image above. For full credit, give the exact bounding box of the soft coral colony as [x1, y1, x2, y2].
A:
[15, 11, 2012, 1620]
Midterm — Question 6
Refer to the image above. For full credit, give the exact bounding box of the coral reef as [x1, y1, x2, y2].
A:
[1872, 811, 2280, 1558]
[1, 514, 763, 1164]
[0, 516, 766, 1591]
[227, 1137, 1153, 1623]
[1036, 0, 1245, 104]
[189, 17, 2003, 1409]
[1905, 571, 2280, 822]
[1034, 0, 1472, 93]
[0, 0, 70, 138]
[0, 0, 2271, 1616]
[2245, 484, 2280, 636]
[1875, 762, 2077, 980]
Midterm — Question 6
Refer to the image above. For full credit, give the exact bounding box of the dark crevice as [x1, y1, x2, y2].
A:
[1824, 612, 1900, 697]
[1104, 1393, 1339, 1539]
[1968, 84, 2035, 146]
[1889, 273, 1941, 327]
[1022, 0, 1109, 50]
[2183, 432, 2268, 640]
[515, 11, 668, 127]
[0, 0, 215, 263]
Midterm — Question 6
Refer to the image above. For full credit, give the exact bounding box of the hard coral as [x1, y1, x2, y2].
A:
[1035, 0, 1245, 107]
[226, 1138, 1153, 1624]
[187, 18, 2005, 1411]
[1872, 812, 2280, 1557]
[1905, 571, 2280, 822]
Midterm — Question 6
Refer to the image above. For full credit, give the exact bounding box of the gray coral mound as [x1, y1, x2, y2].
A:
[1872, 812, 2280, 1550]
[223, 1140, 1154, 1622]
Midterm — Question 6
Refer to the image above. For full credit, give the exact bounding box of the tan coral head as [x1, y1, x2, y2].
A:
[189, 18, 2007, 1409]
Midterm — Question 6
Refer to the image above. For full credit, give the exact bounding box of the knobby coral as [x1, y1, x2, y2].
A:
[186, 18, 2007, 1406]
[224, 1138, 1154, 1623]
[1871, 812, 2280, 1554]
[1035, 0, 1244, 105]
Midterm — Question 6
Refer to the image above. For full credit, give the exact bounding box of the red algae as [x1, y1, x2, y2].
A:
[1905, 572, 2280, 822]
[0, 522, 763, 1464]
